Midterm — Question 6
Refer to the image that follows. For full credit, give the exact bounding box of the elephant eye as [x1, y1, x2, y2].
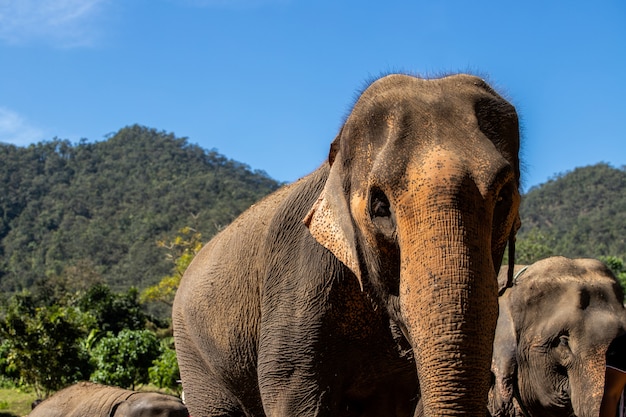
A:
[551, 333, 570, 349]
[494, 183, 513, 218]
[552, 333, 574, 368]
[370, 188, 391, 218]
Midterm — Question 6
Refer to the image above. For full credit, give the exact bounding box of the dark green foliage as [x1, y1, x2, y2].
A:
[0, 282, 178, 394]
[0, 125, 281, 293]
[599, 256, 626, 298]
[90, 329, 162, 390]
[517, 163, 626, 262]
[0, 294, 93, 397]
[513, 229, 556, 265]
[0, 340, 19, 383]
[149, 337, 181, 394]
[77, 284, 146, 334]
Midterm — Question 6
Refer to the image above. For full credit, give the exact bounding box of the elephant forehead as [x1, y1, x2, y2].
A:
[358, 73, 498, 105]
[390, 146, 510, 206]
[345, 75, 513, 145]
[517, 273, 621, 310]
[529, 256, 612, 279]
[519, 281, 624, 339]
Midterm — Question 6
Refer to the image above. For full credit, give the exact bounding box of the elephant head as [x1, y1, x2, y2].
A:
[112, 392, 188, 417]
[305, 74, 521, 416]
[490, 256, 626, 417]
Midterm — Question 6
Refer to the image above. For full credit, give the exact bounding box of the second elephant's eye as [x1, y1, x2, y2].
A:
[370, 188, 391, 218]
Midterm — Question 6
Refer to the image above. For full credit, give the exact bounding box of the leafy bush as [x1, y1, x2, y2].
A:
[77, 284, 146, 334]
[0, 294, 93, 397]
[149, 338, 181, 394]
[0, 341, 19, 388]
[90, 329, 161, 389]
[600, 256, 626, 300]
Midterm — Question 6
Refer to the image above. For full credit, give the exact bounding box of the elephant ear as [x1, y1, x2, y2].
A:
[110, 401, 130, 417]
[497, 265, 511, 294]
[498, 264, 528, 295]
[489, 295, 519, 417]
[304, 136, 362, 288]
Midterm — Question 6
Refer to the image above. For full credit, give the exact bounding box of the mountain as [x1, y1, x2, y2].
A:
[0, 125, 281, 293]
[1, 126, 623, 294]
[517, 163, 626, 262]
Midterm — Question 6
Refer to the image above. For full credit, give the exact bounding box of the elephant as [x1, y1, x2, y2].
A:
[488, 256, 626, 417]
[27, 381, 188, 417]
[172, 73, 522, 417]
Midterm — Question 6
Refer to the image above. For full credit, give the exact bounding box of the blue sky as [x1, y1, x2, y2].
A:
[0, 1, 624, 192]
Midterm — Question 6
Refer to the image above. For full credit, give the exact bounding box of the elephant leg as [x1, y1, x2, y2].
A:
[257, 305, 329, 416]
[183, 378, 245, 417]
[174, 322, 247, 417]
[258, 368, 325, 417]
[257, 328, 327, 416]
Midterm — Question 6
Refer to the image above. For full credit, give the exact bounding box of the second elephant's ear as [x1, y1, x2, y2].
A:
[111, 401, 130, 417]
[303, 140, 362, 289]
[489, 296, 518, 417]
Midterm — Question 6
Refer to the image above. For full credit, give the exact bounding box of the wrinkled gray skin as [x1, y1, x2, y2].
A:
[173, 73, 522, 417]
[489, 256, 626, 417]
[28, 382, 188, 417]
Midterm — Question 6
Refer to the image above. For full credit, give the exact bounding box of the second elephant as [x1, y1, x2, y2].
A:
[28, 382, 188, 417]
[489, 256, 626, 417]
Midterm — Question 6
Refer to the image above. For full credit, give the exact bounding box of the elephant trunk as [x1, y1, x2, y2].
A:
[397, 156, 502, 417]
[569, 351, 606, 417]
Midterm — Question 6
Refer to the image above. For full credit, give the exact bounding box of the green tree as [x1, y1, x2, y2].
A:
[77, 284, 146, 334]
[0, 293, 93, 397]
[90, 329, 161, 389]
[149, 337, 181, 394]
[141, 227, 203, 307]
[513, 228, 556, 264]
[600, 256, 626, 299]
[0, 339, 19, 385]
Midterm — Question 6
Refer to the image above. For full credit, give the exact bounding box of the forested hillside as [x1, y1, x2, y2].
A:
[1, 127, 624, 294]
[0, 125, 281, 293]
[516, 163, 626, 262]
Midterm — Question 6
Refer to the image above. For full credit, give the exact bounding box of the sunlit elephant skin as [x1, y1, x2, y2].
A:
[173, 73, 521, 417]
[489, 256, 626, 417]
[28, 382, 188, 417]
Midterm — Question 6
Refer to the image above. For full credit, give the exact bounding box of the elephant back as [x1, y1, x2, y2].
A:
[29, 382, 144, 417]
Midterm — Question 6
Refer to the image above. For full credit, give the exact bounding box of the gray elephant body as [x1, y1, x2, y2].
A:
[28, 382, 188, 417]
[173, 73, 521, 417]
[175, 165, 419, 417]
[489, 256, 626, 417]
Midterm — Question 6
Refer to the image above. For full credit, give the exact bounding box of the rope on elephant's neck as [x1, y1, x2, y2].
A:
[512, 265, 529, 283]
